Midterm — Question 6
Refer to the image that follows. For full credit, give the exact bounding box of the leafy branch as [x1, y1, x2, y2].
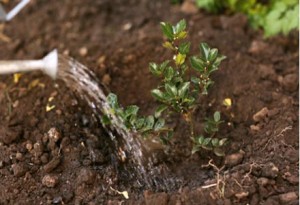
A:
[103, 19, 228, 155]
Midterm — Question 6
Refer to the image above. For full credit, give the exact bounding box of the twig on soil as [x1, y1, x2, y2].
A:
[262, 126, 293, 151]
[202, 159, 226, 198]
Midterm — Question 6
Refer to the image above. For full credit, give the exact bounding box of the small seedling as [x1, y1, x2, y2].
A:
[104, 19, 227, 155]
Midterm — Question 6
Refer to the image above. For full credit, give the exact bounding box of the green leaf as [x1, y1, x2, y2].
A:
[218, 138, 227, 146]
[197, 136, 205, 144]
[173, 76, 183, 84]
[190, 56, 205, 72]
[203, 137, 212, 146]
[129, 114, 137, 126]
[199, 43, 210, 60]
[165, 83, 177, 97]
[107, 93, 119, 109]
[191, 145, 200, 154]
[175, 53, 186, 66]
[160, 60, 170, 72]
[178, 82, 190, 98]
[164, 66, 174, 81]
[174, 19, 187, 34]
[208, 48, 218, 61]
[160, 131, 173, 145]
[178, 42, 191, 55]
[135, 118, 145, 130]
[149, 62, 161, 76]
[191, 76, 200, 84]
[183, 96, 195, 105]
[160, 22, 174, 40]
[214, 111, 221, 122]
[154, 118, 165, 131]
[151, 89, 165, 101]
[144, 115, 155, 130]
[125, 105, 139, 118]
[155, 104, 168, 118]
[214, 55, 226, 67]
[211, 138, 219, 147]
[213, 147, 225, 156]
[101, 115, 111, 125]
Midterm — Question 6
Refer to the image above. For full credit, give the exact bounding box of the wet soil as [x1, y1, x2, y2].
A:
[0, 0, 298, 204]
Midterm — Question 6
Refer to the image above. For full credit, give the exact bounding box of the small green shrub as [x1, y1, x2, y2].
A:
[195, 0, 299, 37]
[103, 20, 227, 156]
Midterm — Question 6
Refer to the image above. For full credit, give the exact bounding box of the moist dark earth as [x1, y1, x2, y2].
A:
[0, 0, 298, 204]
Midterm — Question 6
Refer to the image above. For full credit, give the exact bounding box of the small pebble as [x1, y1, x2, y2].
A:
[101, 74, 111, 85]
[284, 149, 299, 163]
[11, 163, 27, 177]
[48, 128, 61, 143]
[40, 153, 49, 164]
[248, 40, 268, 54]
[281, 74, 298, 92]
[235, 191, 249, 200]
[33, 142, 44, 157]
[250, 124, 260, 131]
[42, 174, 59, 188]
[181, 1, 198, 14]
[261, 162, 279, 179]
[79, 47, 88, 57]
[253, 107, 269, 122]
[257, 177, 269, 186]
[15, 152, 23, 161]
[225, 151, 244, 167]
[52, 196, 63, 204]
[122, 22, 132, 31]
[279, 192, 298, 204]
[258, 64, 276, 80]
[77, 168, 95, 185]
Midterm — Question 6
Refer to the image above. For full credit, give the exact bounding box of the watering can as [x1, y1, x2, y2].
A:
[0, 49, 58, 79]
[0, 0, 30, 21]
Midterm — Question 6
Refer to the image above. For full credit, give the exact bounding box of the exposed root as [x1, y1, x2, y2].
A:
[262, 125, 293, 151]
[201, 159, 226, 198]
[241, 162, 260, 184]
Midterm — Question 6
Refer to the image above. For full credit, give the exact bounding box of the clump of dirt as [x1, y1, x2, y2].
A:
[0, 0, 298, 204]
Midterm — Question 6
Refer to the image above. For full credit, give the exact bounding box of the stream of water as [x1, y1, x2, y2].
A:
[56, 55, 179, 190]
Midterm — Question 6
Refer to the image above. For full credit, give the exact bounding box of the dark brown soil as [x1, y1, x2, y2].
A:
[0, 0, 298, 204]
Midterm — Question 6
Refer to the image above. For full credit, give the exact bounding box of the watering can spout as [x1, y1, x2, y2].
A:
[42, 49, 58, 79]
[0, 49, 59, 79]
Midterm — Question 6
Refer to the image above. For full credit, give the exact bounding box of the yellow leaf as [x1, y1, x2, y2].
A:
[176, 31, 187, 39]
[175, 53, 186, 66]
[120, 191, 129, 199]
[110, 187, 129, 199]
[28, 79, 40, 89]
[46, 105, 55, 112]
[13, 73, 22, 84]
[48, 97, 54, 102]
[162, 41, 174, 50]
[223, 98, 232, 107]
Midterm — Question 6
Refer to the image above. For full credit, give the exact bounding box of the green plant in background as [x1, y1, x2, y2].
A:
[195, 0, 299, 37]
[104, 20, 227, 156]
